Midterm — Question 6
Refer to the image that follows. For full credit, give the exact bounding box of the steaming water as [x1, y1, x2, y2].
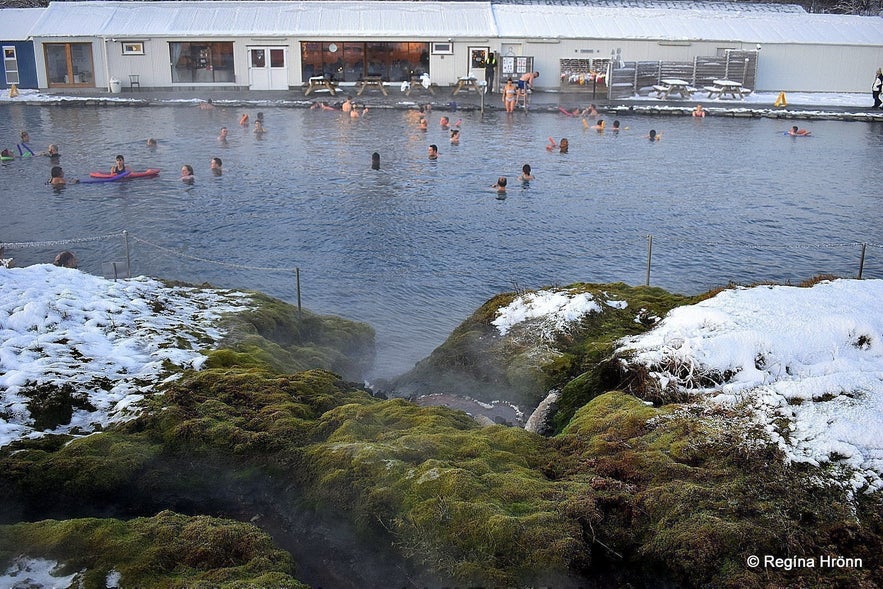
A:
[1, 104, 881, 380]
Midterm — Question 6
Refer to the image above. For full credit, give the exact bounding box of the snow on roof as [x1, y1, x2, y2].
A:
[493, 3, 883, 45]
[0, 7, 45, 41]
[26, 1, 882, 46]
[32, 1, 497, 38]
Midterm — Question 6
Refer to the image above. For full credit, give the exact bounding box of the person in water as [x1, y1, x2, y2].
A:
[492, 176, 507, 192]
[181, 164, 195, 182]
[239, 113, 249, 126]
[17, 131, 34, 157]
[146, 138, 157, 149]
[218, 127, 228, 142]
[48, 166, 78, 185]
[450, 129, 460, 145]
[547, 137, 568, 153]
[427, 144, 439, 160]
[253, 120, 266, 135]
[371, 152, 381, 170]
[210, 157, 223, 176]
[646, 129, 661, 141]
[692, 104, 706, 118]
[111, 155, 128, 174]
[788, 125, 811, 136]
[518, 164, 535, 182]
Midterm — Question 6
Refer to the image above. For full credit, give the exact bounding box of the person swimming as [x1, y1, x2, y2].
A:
[493, 176, 507, 192]
[17, 131, 34, 157]
[788, 125, 811, 136]
[646, 130, 661, 142]
[110, 155, 128, 174]
[48, 166, 78, 185]
[518, 164, 535, 182]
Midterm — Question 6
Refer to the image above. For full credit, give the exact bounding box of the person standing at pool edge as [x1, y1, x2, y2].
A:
[484, 51, 497, 94]
[872, 68, 883, 109]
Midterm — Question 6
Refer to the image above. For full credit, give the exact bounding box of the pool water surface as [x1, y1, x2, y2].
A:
[1, 104, 881, 379]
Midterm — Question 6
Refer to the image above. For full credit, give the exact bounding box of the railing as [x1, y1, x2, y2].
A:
[608, 50, 758, 99]
[3, 231, 880, 297]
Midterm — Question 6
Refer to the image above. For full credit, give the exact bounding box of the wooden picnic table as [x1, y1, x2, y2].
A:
[452, 76, 483, 96]
[704, 80, 748, 100]
[356, 75, 388, 96]
[404, 75, 435, 96]
[304, 76, 338, 96]
[653, 78, 694, 99]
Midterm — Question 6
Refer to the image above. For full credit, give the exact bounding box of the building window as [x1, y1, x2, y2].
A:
[44, 43, 94, 87]
[169, 42, 234, 83]
[301, 41, 428, 83]
[121, 42, 144, 56]
[3, 46, 19, 85]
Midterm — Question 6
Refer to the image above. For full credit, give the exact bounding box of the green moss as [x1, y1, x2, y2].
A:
[217, 292, 375, 380]
[302, 399, 586, 584]
[551, 391, 883, 588]
[0, 511, 305, 588]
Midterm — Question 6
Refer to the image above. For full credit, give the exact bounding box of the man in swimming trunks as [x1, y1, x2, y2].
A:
[518, 71, 539, 91]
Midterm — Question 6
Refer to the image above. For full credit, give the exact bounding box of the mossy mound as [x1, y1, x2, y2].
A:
[0, 511, 305, 588]
[214, 291, 375, 380]
[551, 391, 883, 588]
[303, 398, 588, 585]
[387, 283, 695, 412]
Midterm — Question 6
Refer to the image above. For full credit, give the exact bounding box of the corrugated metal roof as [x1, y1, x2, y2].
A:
[0, 7, 45, 40]
[32, 1, 497, 38]
[24, 1, 883, 46]
[494, 4, 883, 45]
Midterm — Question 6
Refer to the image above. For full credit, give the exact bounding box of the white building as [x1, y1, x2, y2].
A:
[12, 0, 883, 94]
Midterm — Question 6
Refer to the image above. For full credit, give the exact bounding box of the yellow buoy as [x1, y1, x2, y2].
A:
[774, 91, 787, 108]
[8, 84, 19, 98]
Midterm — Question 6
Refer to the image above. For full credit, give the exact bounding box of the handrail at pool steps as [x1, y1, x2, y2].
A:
[3, 231, 881, 288]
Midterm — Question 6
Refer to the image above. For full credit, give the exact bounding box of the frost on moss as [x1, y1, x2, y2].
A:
[0, 511, 305, 588]
[552, 391, 883, 588]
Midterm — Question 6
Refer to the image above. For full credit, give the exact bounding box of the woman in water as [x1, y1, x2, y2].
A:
[518, 164, 535, 182]
[110, 155, 128, 174]
[181, 164, 195, 182]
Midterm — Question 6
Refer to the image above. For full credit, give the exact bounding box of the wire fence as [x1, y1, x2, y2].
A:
[3, 230, 881, 300]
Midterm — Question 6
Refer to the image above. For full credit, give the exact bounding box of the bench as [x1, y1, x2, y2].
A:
[356, 75, 388, 96]
[304, 76, 338, 96]
[703, 86, 722, 98]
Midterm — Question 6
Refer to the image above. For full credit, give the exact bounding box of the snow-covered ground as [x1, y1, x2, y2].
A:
[0, 265, 253, 448]
[619, 279, 883, 493]
[495, 281, 883, 493]
[0, 86, 875, 109]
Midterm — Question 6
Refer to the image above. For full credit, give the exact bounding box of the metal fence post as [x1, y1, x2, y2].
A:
[296, 267, 302, 319]
[858, 243, 867, 279]
[123, 229, 131, 278]
[646, 234, 653, 286]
